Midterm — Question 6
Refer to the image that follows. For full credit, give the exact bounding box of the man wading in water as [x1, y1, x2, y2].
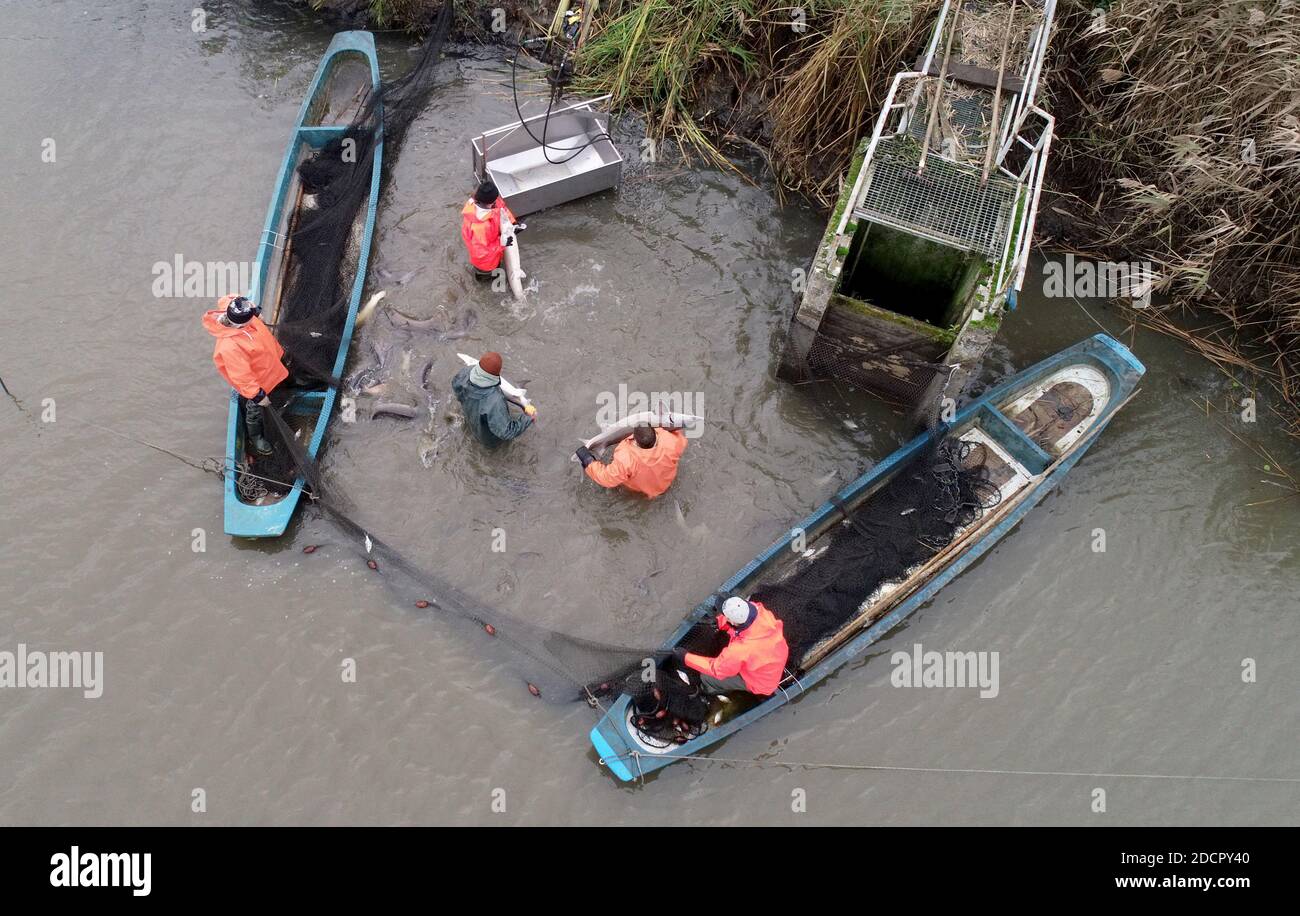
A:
[451, 351, 536, 448]
[575, 424, 687, 498]
[460, 179, 523, 281]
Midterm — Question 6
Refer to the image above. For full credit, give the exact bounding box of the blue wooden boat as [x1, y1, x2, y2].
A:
[591, 334, 1145, 781]
[223, 31, 382, 538]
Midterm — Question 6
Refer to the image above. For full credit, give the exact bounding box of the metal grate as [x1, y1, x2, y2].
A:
[907, 92, 992, 148]
[854, 135, 1017, 256]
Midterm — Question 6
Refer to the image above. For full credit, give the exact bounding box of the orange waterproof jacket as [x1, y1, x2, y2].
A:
[584, 428, 687, 498]
[203, 298, 288, 399]
[685, 601, 789, 696]
[460, 198, 515, 271]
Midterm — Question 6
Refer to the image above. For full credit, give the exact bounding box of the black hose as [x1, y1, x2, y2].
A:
[508, 42, 615, 166]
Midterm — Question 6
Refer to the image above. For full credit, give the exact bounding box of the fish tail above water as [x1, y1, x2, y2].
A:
[354, 290, 387, 328]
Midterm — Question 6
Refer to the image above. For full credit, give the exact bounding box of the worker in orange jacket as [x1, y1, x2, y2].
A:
[672, 597, 790, 697]
[460, 179, 522, 278]
[575, 425, 687, 498]
[202, 295, 288, 456]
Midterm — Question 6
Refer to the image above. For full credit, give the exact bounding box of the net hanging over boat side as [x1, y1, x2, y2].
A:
[256, 3, 456, 493]
[753, 434, 1002, 663]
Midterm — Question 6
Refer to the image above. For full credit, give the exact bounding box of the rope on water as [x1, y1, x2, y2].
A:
[74, 418, 312, 497]
[599, 752, 1300, 785]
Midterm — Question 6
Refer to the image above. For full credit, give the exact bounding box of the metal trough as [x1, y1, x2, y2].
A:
[471, 96, 622, 217]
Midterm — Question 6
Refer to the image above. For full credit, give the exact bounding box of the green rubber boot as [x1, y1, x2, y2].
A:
[245, 400, 274, 456]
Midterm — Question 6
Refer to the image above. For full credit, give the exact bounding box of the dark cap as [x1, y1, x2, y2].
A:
[473, 180, 499, 207]
[226, 296, 260, 325]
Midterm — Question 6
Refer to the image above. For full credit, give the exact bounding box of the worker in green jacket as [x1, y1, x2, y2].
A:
[451, 351, 535, 448]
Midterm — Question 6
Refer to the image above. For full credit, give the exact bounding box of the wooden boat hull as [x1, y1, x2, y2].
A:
[222, 32, 382, 538]
[591, 333, 1144, 782]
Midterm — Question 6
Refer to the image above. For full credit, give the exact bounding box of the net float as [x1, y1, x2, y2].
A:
[415, 600, 430, 608]
[527, 683, 541, 697]
[302, 545, 318, 554]
[366, 559, 378, 570]
[484, 623, 496, 636]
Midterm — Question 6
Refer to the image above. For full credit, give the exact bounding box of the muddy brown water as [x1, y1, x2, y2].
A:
[1, 2, 1297, 825]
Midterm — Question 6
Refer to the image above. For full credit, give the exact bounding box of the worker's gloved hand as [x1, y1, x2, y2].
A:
[575, 446, 595, 468]
[524, 404, 537, 418]
[670, 647, 688, 667]
[254, 390, 271, 407]
[514, 222, 527, 233]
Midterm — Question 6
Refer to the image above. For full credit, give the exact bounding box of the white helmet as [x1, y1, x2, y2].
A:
[722, 597, 752, 627]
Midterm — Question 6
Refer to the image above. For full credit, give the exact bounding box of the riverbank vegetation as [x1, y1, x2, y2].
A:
[1048, 0, 1300, 439]
[301, 0, 1300, 440]
[571, 0, 937, 203]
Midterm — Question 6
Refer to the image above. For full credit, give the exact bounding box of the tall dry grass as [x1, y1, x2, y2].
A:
[1048, 0, 1300, 437]
[575, 0, 937, 204]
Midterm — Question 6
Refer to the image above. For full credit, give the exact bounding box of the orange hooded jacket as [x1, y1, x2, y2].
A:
[584, 428, 687, 498]
[202, 296, 288, 399]
[460, 197, 516, 271]
[685, 601, 789, 696]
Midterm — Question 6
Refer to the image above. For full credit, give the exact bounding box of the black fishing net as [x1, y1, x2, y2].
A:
[753, 434, 1002, 663]
[260, 410, 1005, 727]
[614, 623, 729, 745]
[288, 481, 677, 704]
[244, 3, 455, 497]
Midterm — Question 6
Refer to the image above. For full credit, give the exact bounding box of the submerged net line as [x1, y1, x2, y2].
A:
[269, 406, 1002, 713]
[316, 500, 672, 703]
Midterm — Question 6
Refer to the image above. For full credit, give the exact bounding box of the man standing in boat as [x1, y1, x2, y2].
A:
[673, 597, 789, 697]
[203, 295, 288, 457]
[575, 425, 687, 498]
[451, 351, 536, 448]
[460, 179, 522, 280]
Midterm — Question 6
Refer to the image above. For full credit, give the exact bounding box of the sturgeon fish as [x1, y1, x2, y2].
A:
[571, 410, 703, 461]
[500, 218, 526, 301]
[354, 290, 387, 328]
[372, 401, 419, 420]
[456, 352, 533, 410]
